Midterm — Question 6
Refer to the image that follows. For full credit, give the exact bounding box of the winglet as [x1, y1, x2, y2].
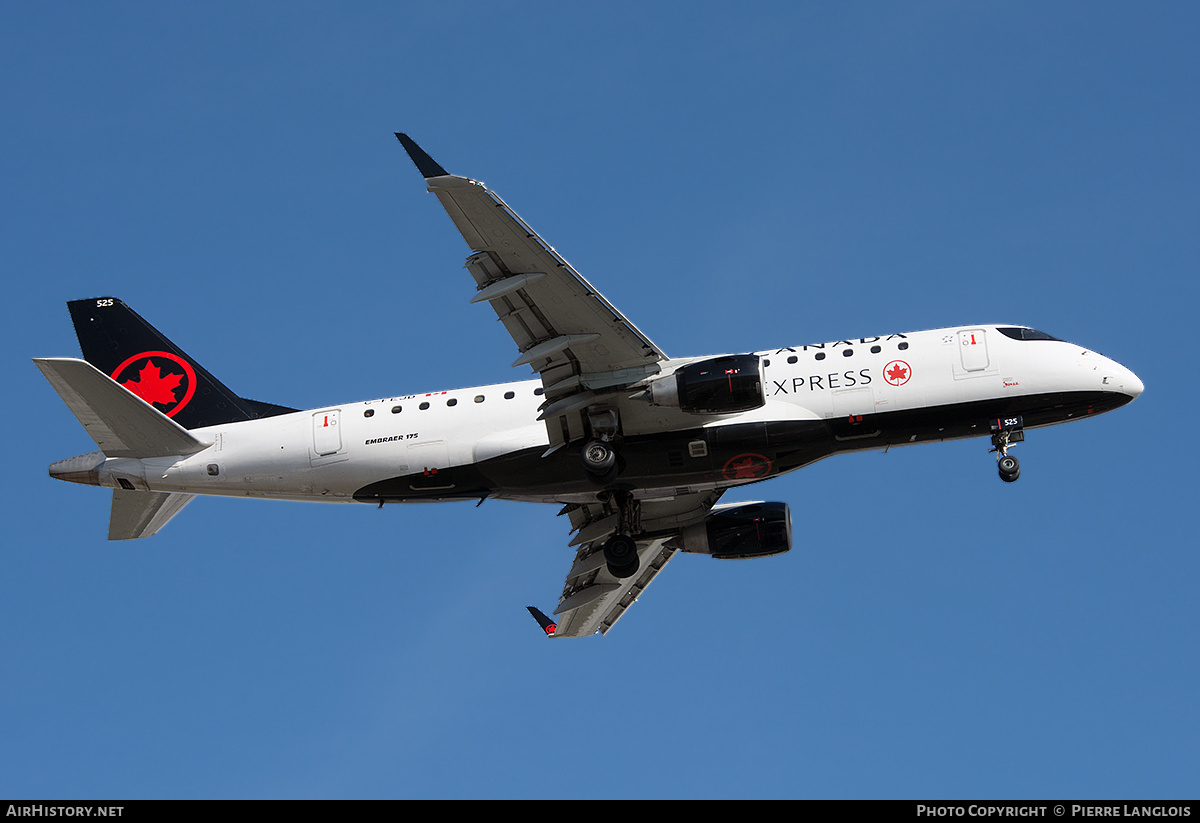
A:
[526, 606, 557, 637]
[395, 133, 449, 179]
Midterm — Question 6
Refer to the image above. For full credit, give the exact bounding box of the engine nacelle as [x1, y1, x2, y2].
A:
[677, 501, 792, 559]
[647, 354, 764, 414]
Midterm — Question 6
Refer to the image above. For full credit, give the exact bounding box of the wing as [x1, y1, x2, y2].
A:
[395, 135, 713, 637]
[547, 491, 724, 637]
[395, 134, 669, 450]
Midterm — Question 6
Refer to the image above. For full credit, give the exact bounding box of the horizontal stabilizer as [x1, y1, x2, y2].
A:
[109, 489, 195, 540]
[34, 358, 210, 458]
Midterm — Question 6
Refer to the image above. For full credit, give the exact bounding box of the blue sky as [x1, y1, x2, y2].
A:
[3, 2, 1197, 799]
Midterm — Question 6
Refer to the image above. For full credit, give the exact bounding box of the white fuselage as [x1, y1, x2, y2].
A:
[85, 325, 1143, 505]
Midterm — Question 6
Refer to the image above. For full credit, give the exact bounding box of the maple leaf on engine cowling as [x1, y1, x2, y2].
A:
[886, 363, 909, 383]
[121, 359, 185, 407]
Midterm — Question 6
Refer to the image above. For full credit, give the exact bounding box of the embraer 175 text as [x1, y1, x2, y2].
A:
[36, 134, 1144, 637]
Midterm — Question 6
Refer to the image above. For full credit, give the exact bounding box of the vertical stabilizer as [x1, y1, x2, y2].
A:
[67, 297, 295, 429]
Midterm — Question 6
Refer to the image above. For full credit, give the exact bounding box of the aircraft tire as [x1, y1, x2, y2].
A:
[998, 455, 1020, 483]
[582, 440, 619, 484]
[603, 534, 640, 579]
[582, 440, 616, 472]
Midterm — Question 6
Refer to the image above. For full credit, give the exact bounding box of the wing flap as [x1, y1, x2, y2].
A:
[551, 538, 678, 637]
[425, 172, 666, 374]
[548, 492, 724, 637]
[395, 134, 669, 451]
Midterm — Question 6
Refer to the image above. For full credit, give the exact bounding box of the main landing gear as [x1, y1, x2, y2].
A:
[579, 409, 637, 575]
[990, 415, 1025, 483]
[581, 438, 619, 485]
[602, 533, 639, 579]
[578, 409, 639, 577]
[599, 489, 641, 579]
[580, 409, 622, 485]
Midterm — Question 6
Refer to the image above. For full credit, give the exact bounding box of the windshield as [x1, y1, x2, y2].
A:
[996, 327, 1061, 342]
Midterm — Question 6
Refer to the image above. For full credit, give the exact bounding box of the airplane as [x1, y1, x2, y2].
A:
[34, 133, 1145, 638]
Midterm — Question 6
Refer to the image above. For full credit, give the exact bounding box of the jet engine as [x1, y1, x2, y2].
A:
[677, 501, 792, 559]
[644, 354, 764, 414]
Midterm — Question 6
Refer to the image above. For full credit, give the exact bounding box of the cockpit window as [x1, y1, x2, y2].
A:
[997, 327, 1061, 342]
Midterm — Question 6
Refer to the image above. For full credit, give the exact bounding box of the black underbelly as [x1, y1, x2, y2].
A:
[352, 390, 1131, 502]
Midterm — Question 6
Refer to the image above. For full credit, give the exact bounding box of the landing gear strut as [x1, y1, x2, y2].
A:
[600, 489, 641, 578]
[990, 415, 1024, 483]
[581, 409, 621, 485]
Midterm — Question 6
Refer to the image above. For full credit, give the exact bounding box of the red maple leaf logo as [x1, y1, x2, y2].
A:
[722, 453, 772, 480]
[121, 359, 185, 408]
[730, 458, 760, 478]
[886, 363, 909, 383]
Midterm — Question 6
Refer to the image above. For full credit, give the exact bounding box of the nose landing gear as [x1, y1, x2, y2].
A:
[990, 415, 1024, 483]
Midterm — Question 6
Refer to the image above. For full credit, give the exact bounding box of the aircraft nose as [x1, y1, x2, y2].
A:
[1105, 359, 1143, 400]
[1123, 368, 1144, 399]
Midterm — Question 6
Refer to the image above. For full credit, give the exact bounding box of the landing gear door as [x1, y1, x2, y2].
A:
[958, 329, 990, 372]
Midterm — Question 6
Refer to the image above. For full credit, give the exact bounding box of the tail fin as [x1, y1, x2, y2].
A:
[36, 357, 206, 540]
[67, 297, 295, 429]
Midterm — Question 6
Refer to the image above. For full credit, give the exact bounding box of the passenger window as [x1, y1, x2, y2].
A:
[447, 398, 457, 407]
[419, 402, 429, 410]
[474, 395, 485, 403]
[364, 409, 375, 418]
[504, 391, 515, 400]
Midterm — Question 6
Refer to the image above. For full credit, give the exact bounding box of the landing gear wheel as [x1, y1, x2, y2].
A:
[603, 534, 640, 579]
[990, 419, 1024, 484]
[998, 455, 1020, 483]
[582, 439, 619, 485]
